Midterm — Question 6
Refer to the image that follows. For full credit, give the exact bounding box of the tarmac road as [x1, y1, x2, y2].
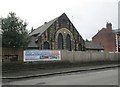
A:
[3, 67, 118, 85]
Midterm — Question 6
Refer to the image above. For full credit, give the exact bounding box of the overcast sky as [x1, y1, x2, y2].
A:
[0, 0, 119, 40]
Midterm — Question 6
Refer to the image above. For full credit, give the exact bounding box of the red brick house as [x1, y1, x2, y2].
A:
[92, 23, 116, 52]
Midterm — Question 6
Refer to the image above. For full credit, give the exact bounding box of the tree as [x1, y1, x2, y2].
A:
[1, 12, 30, 48]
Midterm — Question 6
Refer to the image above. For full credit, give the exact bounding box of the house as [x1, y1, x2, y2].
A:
[28, 13, 85, 51]
[92, 23, 116, 52]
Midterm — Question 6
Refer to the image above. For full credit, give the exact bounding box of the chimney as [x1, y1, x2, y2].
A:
[106, 22, 112, 31]
[44, 22, 47, 24]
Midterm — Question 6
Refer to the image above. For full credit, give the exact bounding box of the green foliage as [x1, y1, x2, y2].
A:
[1, 12, 30, 48]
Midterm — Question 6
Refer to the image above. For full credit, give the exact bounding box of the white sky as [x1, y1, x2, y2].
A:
[0, 0, 119, 40]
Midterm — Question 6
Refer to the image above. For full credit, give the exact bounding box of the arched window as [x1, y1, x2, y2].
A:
[43, 41, 50, 49]
[58, 33, 64, 49]
[66, 34, 71, 51]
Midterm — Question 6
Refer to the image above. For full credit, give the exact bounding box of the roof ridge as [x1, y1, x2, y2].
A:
[29, 13, 69, 36]
[29, 16, 59, 36]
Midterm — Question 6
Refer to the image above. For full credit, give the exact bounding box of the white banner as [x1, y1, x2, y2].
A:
[24, 50, 61, 62]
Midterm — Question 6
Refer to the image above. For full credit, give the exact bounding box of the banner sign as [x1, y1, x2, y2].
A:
[24, 50, 61, 62]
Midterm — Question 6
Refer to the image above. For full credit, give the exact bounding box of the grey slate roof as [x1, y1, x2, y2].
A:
[85, 42, 104, 50]
[28, 36, 38, 48]
[29, 17, 58, 36]
[113, 29, 120, 34]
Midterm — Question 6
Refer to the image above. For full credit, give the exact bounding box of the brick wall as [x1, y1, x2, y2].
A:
[92, 23, 116, 52]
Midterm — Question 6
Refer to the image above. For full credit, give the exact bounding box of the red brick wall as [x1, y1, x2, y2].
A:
[92, 27, 116, 52]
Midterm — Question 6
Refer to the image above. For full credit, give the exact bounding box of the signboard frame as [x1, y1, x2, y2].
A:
[24, 50, 61, 62]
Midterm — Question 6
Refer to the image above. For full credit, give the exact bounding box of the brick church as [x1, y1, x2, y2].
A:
[28, 13, 85, 51]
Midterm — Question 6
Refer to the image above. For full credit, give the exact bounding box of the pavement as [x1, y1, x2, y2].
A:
[2, 64, 119, 79]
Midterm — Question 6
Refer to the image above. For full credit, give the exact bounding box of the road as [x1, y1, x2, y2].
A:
[3, 68, 118, 85]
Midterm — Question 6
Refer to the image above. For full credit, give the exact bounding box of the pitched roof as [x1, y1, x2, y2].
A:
[29, 13, 72, 37]
[27, 36, 38, 48]
[85, 42, 104, 50]
[29, 16, 58, 36]
[92, 28, 106, 39]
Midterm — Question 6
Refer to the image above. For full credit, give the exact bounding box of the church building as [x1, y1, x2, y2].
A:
[28, 13, 85, 51]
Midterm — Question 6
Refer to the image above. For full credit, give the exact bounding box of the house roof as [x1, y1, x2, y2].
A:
[92, 28, 106, 39]
[113, 29, 120, 34]
[29, 13, 75, 37]
[29, 13, 82, 38]
[27, 36, 38, 48]
[85, 42, 104, 50]
[29, 16, 59, 36]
